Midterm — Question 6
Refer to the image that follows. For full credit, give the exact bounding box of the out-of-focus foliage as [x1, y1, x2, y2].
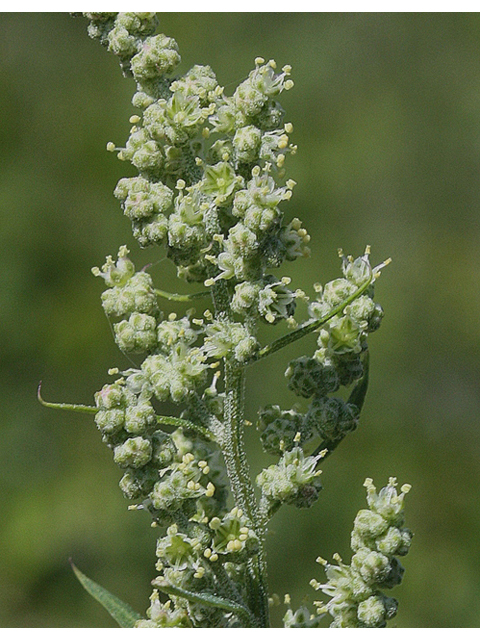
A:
[1, 13, 480, 627]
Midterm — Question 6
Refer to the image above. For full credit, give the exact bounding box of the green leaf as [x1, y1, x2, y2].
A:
[152, 578, 255, 625]
[71, 561, 143, 627]
[38, 383, 97, 414]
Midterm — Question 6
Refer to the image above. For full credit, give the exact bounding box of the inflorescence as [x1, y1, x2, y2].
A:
[51, 13, 412, 628]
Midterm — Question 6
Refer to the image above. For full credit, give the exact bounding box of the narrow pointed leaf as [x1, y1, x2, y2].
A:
[71, 561, 142, 627]
[38, 383, 97, 414]
[152, 578, 255, 625]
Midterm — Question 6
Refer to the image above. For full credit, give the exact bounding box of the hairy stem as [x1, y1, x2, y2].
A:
[155, 288, 210, 302]
[222, 362, 270, 627]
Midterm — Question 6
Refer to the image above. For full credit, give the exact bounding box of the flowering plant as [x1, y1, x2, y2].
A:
[41, 12, 412, 628]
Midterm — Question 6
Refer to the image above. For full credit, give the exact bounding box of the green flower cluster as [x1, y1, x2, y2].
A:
[61, 12, 413, 629]
[94, 372, 260, 626]
[85, 11, 304, 299]
[256, 446, 323, 509]
[257, 248, 385, 469]
[309, 250, 384, 384]
[310, 478, 412, 628]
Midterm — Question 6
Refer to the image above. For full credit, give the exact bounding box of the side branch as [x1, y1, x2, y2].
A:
[37, 383, 97, 414]
[313, 351, 370, 461]
[245, 265, 377, 367]
[155, 289, 211, 302]
[152, 579, 256, 626]
[156, 415, 215, 441]
[39, 382, 215, 440]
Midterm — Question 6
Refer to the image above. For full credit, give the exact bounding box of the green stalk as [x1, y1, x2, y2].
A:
[245, 268, 375, 367]
[222, 362, 270, 627]
[204, 204, 270, 625]
[155, 289, 210, 302]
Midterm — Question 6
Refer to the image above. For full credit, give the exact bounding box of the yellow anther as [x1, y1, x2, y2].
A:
[285, 79, 294, 90]
[316, 556, 327, 566]
[106, 141, 116, 152]
[205, 482, 215, 497]
[401, 483, 412, 493]
[209, 553, 219, 562]
[129, 115, 141, 124]
[204, 548, 212, 558]
[285, 122, 293, 133]
[202, 466, 210, 475]
[255, 57, 265, 65]
[294, 288, 307, 300]
[268, 59, 276, 69]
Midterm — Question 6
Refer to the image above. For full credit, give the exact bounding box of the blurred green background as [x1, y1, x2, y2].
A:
[1, 12, 480, 627]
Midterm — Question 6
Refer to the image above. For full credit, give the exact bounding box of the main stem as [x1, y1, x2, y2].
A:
[223, 362, 270, 627]
[207, 206, 270, 626]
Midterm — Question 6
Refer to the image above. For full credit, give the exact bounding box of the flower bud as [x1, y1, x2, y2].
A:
[257, 404, 305, 455]
[125, 402, 157, 434]
[114, 312, 158, 353]
[131, 34, 181, 80]
[114, 436, 153, 468]
[285, 356, 339, 398]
